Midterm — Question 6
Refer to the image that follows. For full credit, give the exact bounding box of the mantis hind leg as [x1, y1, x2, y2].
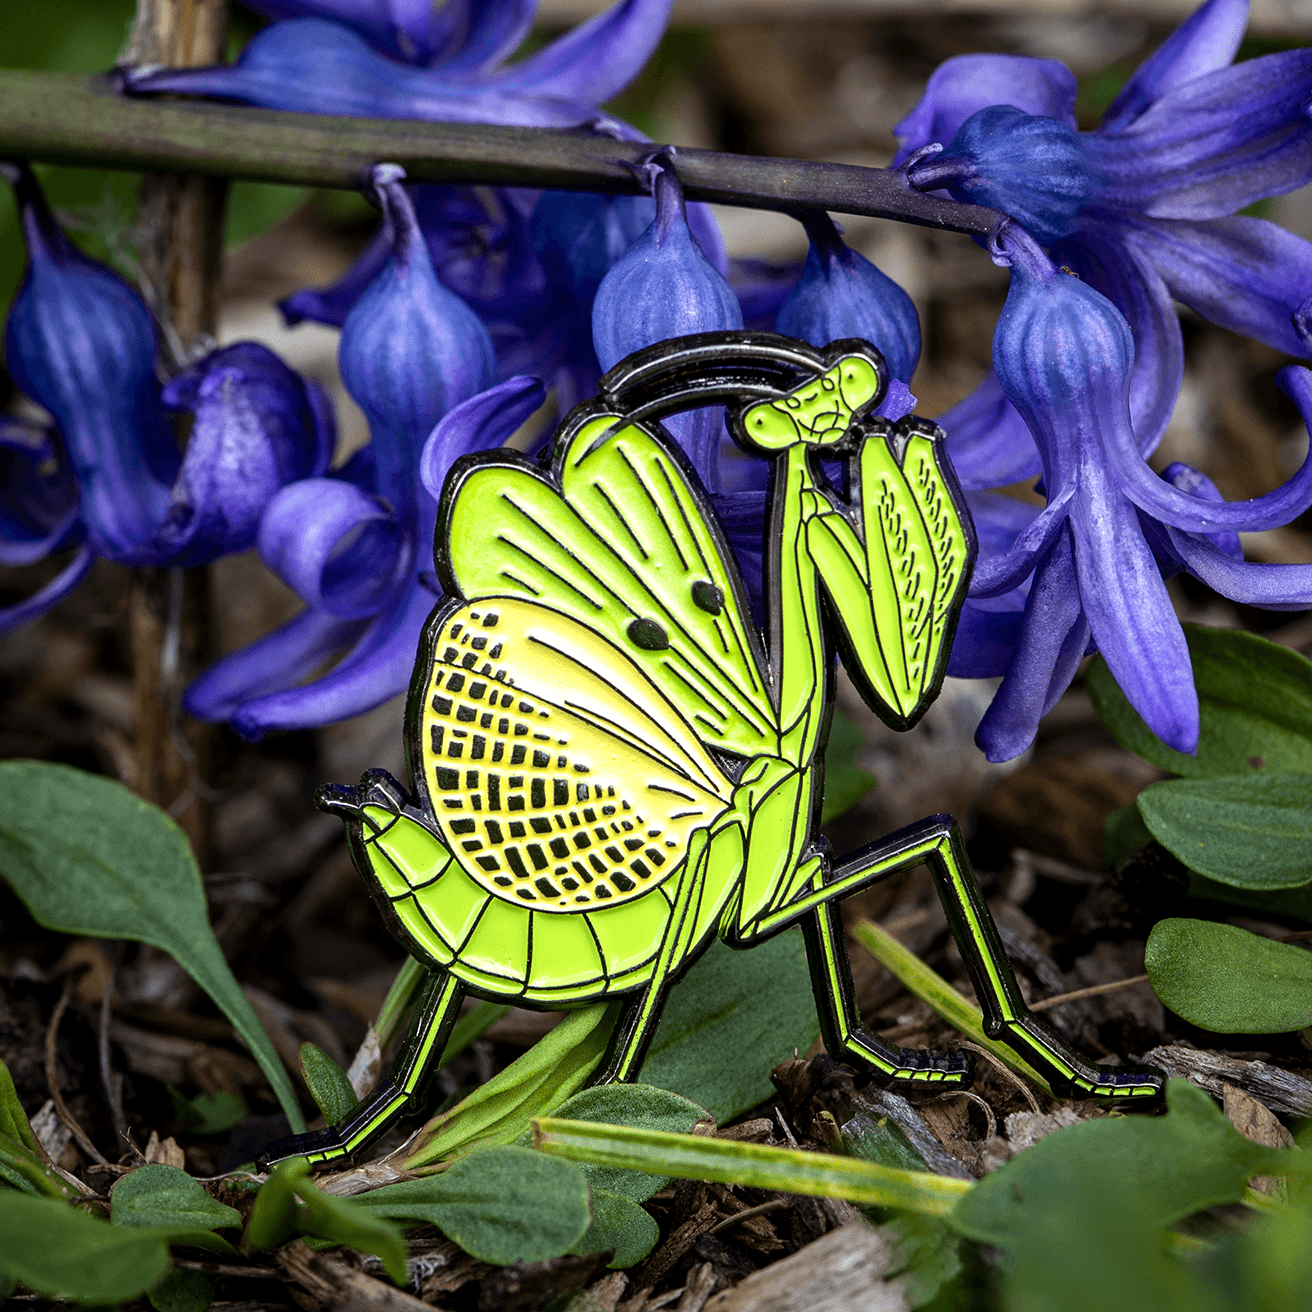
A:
[778, 816, 1163, 1101]
[258, 970, 465, 1170]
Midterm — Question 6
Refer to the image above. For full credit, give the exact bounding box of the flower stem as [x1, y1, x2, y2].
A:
[124, 0, 229, 863]
[0, 69, 1001, 237]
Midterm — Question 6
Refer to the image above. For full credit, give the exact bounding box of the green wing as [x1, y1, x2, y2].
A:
[442, 413, 777, 759]
[807, 419, 971, 729]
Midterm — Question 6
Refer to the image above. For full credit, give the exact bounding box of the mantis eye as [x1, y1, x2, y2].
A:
[691, 581, 723, 615]
[627, 617, 670, 651]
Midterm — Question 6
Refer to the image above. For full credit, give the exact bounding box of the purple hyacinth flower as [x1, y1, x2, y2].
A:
[3, 163, 177, 560]
[186, 166, 507, 738]
[963, 226, 1312, 762]
[592, 160, 743, 491]
[774, 211, 920, 421]
[901, 0, 1312, 484]
[0, 416, 81, 567]
[123, 0, 670, 136]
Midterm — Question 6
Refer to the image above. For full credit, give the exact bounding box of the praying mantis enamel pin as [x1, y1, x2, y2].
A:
[260, 331, 1163, 1169]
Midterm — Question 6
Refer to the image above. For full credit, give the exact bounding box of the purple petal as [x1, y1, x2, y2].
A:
[0, 416, 81, 566]
[775, 212, 920, 382]
[1051, 222, 1183, 455]
[1070, 467, 1198, 753]
[712, 488, 766, 616]
[974, 527, 1087, 762]
[432, 0, 536, 72]
[124, 342, 337, 568]
[258, 477, 405, 618]
[1167, 523, 1312, 609]
[892, 53, 1077, 166]
[1109, 365, 1312, 533]
[123, 19, 628, 130]
[1116, 214, 1312, 359]
[946, 596, 1027, 680]
[420, 374, 546, 501]
[592, 165, 742, 490]
[1160, 461, 1241, 558]
[1091, 48, 1312, 219]
[183, 606, 367, 722]
[341, 165, 495, 510]
[730, 257, 801, 331]
[229, 574, 435, 738]
[3, 164, 175, 558]
[940, 372, 1042, 491]
[967, 484, 1073, 597]
[0, 545, 95, 636]
[240, 0, 456, 64]
[874, 379, 917, 421]
[487, 0, 671, 104]
[1101, 0, 1249, 132]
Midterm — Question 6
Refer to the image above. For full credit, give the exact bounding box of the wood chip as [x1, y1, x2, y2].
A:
[1003, 1106, 1084, 1153]
[278, 1240, 433, 1311]
[1223, 1082, 1295, 1195]
[143, 1130, 186, 1168]
[1143, 1047, 1312, 1117]
[715, 1119, 773, 1143]
[565, 1271, 630, 1312]
[676, 1262, 723, 1312]
[702, 1224, 905, 1312]
[346, 1024, 382, 1100]
[633, 1200, 720, 1290]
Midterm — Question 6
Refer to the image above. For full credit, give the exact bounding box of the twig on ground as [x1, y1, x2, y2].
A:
[45, 975, 109, 1165]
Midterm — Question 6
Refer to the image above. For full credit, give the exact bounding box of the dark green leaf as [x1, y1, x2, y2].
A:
[1186, 871, 1312, 925]
[149, 1266, 215, 1312]
[1146, 919, 1312, 1033]
[640, 934, 821, 1125]
[821, 712, 877, 824]
[843, 1109, 930, 1175]
[1087, 625, 1312, 778]
[878, 1214, 961, 1310]
[0, 1192, 171, 1303]
[224, 181, 308, 246]
[112, 1164, 241, 1234]
[950, 1080, 1300, 1248]
[168, 1087, 248, 1135]
[0, 1059, 40, 1156]
[0, 762, 304, 1131]
[1137, 774, 1312, 889]
[1104, 801, 1155, 868]
[533, 1085, 709, 1202]
[569, 1189, 658, 1269]
[246, 1159, 408, 1283]
[358, 1145, 590, 1266]
[300, 1043, 358, 1124]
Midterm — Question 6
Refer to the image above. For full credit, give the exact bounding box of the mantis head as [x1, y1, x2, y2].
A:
[738, 352, 883, 453]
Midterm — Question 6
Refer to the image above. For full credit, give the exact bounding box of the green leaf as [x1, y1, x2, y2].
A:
[851, 918, 1054, 1097]
[0, 1191, 171, 1304]
[1087, 625, 1312, 778]
[1137, 774, 1312, 889]
[406, 1002, 620, 1168]
[0, 1059, 40, 1156]
[360, 1145, 590, 1266]
[1105, 801, 1155, 868]
[527, 1084, 710, 1202]
[821, 711, 877, 825]
[168, 1087, 248, 1136]
[300, 1043, 358, 1124]
[224, 181, 308, 247]
[640, 933, 822, 1125]
[878, 1214, 962, 1310]
[842, 1108, 931, 1175]
[149, 1266, 215, 1312]
[1146, 919, 1312, 1034]
[950, 1080, 1301, 1249]
[112, 1164, 242, 1235]
[569, 1189, 658, 1269]
[1186, 871, 1312, 925]
[246, 1158, 408, 1284]
[0, 762, 304, 1132]
[534, 1118, 972, 1216]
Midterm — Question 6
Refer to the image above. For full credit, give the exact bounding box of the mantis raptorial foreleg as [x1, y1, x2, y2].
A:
[257, 969, 466, 1169]
[739, 816, 1164, 1101]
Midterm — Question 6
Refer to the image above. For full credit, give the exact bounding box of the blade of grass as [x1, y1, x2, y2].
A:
[851, 918, 1054, 1098]
[532, 1118, 972, 1217]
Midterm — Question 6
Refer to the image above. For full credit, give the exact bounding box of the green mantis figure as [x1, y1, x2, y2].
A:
[259, 332, 1162, 1169]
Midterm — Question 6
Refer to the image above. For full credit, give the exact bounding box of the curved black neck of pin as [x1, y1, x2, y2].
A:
[597, 331, 889, 433]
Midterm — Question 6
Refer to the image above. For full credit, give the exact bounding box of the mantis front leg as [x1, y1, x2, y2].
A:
[742, 816, 1165, 1102]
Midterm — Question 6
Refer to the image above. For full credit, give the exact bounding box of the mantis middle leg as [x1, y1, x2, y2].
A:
[740, 816, 1165, 1101]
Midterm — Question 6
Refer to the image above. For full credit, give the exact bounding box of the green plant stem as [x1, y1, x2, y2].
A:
[0, 69, 1000, 235]
[851, 918, 1056, 1098]
[533, 1118, 973, 1216]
